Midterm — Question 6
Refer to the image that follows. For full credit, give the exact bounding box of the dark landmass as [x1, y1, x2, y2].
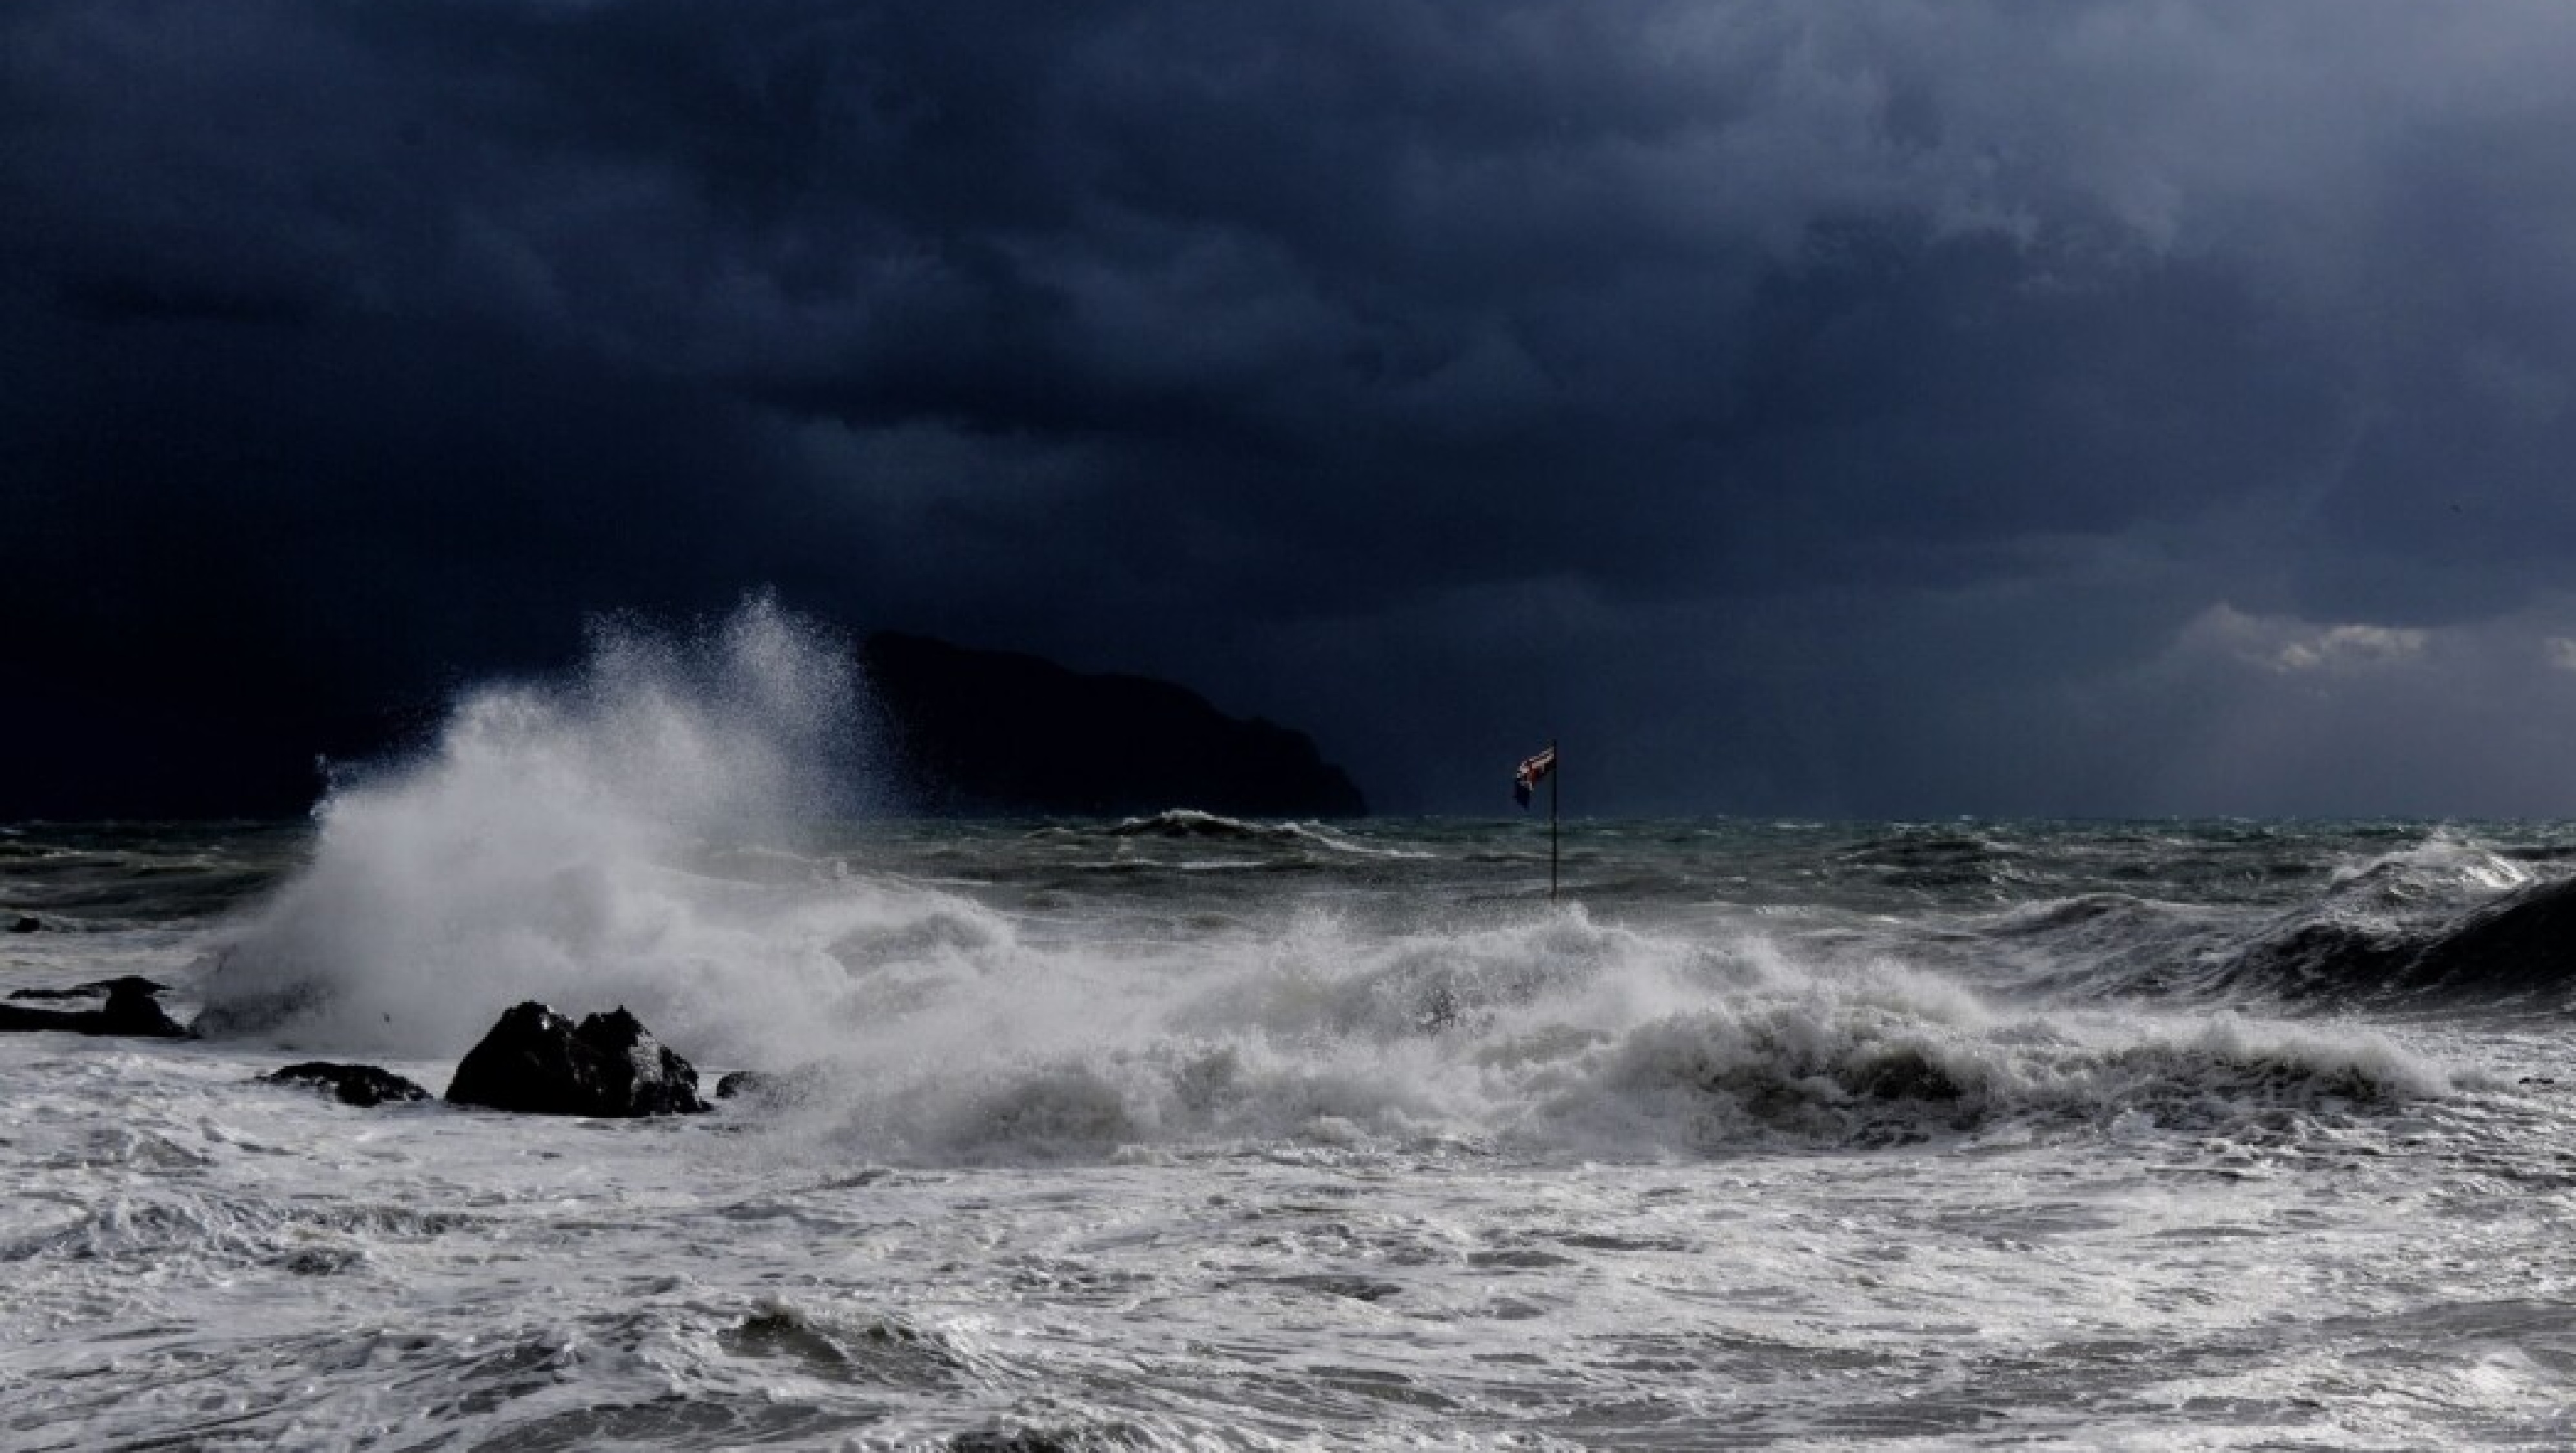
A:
[861, 632, 1366, 818]
[2, 632, 1363, 819]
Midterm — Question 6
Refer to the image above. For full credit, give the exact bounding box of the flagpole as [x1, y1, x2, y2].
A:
[1549, 737, 1559, 903]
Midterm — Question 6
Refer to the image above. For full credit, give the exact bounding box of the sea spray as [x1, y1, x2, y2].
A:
[198, 597, 891, 1058]
[7, 812, 2558, 1448]
[195, 670, 2471, 1162]
[737, 893, 2460, 1164]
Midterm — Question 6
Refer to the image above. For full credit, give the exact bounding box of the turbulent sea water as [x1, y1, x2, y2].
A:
[10, 628, 2576, 1448]
[11, 816, 2576, 1450]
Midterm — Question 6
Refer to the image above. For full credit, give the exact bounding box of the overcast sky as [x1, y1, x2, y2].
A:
[13, 1, 2576, 816]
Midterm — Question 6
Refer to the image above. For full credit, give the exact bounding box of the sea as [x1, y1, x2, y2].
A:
[7, 613, 2576, 1450]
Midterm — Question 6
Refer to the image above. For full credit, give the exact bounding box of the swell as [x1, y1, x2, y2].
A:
[0, 826, 304, 925]
[2211, 873, 2576, 1008]
[1096, 809, 1429, 858]
[1981, 837, 2576, 1011]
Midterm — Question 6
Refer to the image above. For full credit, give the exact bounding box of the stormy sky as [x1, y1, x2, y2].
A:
[12, 1, 2576, 817]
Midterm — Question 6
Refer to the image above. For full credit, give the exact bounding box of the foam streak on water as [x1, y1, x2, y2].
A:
[8, 628, 2576, 1445]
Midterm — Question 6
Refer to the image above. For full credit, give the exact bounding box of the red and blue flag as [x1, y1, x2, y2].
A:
[1513, 745, 1557, 808]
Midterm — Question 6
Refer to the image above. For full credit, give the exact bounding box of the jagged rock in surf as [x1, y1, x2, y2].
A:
[265, 1061, 433, 1108]
[8, 914, 40, 934]
[859, 632, 1367, 818]
[445, 1001, 710, 1117]
[0, 976, 191, 1038]
[7, 974, 176, 1002]
[950, 1425, 1104, 1453]
[712, 1064, 830, 1106]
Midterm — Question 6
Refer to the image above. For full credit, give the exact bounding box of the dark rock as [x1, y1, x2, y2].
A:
[713, 1065, 826, 1105]
[445, 1001, 710, 1117]
[95, 974, 176, 996]
[1268, 1273, 1405, 1303]
[0, 976, 190, 1038]
[0, 1004, 72, 1033]
[266, 1061, 432, 1108]
[950, 1429, 1087, 1453]
[276, 1246, 365, 1276]
[94, 978, 190, 1036]
[7, 975, 176, 1002]
[950, 1420, 1150, 1453]
[8, 914, 40, 933]
[861, 632, 1366, 818]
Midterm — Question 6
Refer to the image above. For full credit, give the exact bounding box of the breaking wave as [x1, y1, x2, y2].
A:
[722, 902, 2462, 1166]
[1963, 830, 2576, 1011]
[179, 608, 2491, 1164]
[195, 597, 895, 1060]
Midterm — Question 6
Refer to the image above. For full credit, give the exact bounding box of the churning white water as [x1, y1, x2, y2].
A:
[10, 606, 2576, 1447]
[198, 597, 881, 1062]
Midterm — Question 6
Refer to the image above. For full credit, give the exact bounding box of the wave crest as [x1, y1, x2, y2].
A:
[1100, 810, 1426, 858]
[196, 598, 886, 1059]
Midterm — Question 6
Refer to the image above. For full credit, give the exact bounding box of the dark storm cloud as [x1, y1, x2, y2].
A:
[11, 1, 2576, 814]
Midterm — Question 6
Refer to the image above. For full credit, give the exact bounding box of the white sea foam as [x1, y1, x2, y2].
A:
[14, 810, 2566, 1447]
[728, 900, 2460, 1166]
[183, 609, 2471, 1171]
[196, 596, 900, 1061]
[2327, 830, 2537, 902]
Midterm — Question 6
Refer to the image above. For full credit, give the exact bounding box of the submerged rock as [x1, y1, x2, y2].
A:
[265, 1061, 432, 1108]
[0, 977, 190, 1038]
[712, 1064, 828, 1106]
[445, 1002, 710, 1117]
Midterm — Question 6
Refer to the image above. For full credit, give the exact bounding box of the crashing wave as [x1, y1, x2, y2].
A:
[1555, 1002, 2450, 1153]
[194, 598, 901, 1060]
[715, 902, 2465, 1166]
[2324, 833, 2535, 907]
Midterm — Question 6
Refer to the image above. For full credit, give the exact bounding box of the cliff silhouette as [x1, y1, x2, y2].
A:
[860, 633, 1367, 818]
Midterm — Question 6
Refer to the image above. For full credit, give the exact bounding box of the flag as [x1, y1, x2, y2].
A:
[1513, 745, 1557, 808]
